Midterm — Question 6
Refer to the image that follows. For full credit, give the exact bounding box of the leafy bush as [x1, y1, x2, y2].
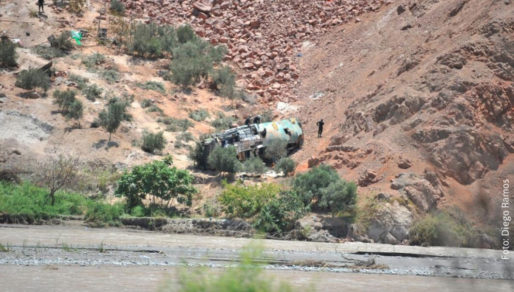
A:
[203, 198, 221, 217]
[264, 139, 288, 162]
[141, 131, 166, 154]
[189, 109, 210, 122]
[115, 159, 197, 214]
[274, 157, 296, 176]
[210, 112, 235, 130]
[254, 191, 307, 234]
[127, 23, 177, 58]
[65, 99, 83, 122]
[85, 201, 124, 226]
[146, 104, 163, 114]
[140, 98, 153, 108]
[68, 74, 89, 90]
[208, 146, 241, 174]
[82, 53, 106, 70]
[15, 68, 50, 92]
[176, 24, 197, 44]
[82, 84, 103, 101]
[49, 32, 73, 52]
[53, 89, 77, 113]
[136, 81, 165, 94]
[33, 46, 65, 60]
[218, 182, 280, 218]
[158, 117, 193, 132]
[100, 69, 120, 83]
[211, 66, 235, 98]
[242, 157, 266, 174]
[292, 164, 357, 214]
[110, 0, 125, 15]
[410, 208, 479, 247]
[0, 38, 17, 68]
[170, 40, 213, 88]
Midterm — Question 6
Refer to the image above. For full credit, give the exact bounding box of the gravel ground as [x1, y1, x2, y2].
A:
[0, 224, 513, 291]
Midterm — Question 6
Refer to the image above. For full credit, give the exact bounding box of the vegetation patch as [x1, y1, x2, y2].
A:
[0, 38, 17, 68]
[141, 131, 166, 154]
[210, 112, 235, 131]
[274, 157, 296, 176]
[15, 68, 50, 92]
[208, 146, 241, 175]
[158, 117, 193, 132]
[82, 84, 103, 101]
[136, 81, 166, 94]
[218, 182, 280, 219]
[189, 109, 210, 122]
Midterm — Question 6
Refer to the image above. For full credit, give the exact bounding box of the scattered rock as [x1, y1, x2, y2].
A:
[391, 173, 442, 211]
[397, 157, 412, 169]
[358, 169, 382, 187]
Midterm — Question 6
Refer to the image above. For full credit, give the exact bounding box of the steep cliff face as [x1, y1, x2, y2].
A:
[293, 0, 513, 226]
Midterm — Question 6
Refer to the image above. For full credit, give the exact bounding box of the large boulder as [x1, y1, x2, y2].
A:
[391, 172, 443, 211]
[365, 195, 413, 244]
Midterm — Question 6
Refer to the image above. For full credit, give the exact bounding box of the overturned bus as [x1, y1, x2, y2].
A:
[201, 117, 303, 161]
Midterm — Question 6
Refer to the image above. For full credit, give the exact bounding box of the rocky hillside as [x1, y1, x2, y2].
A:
[293, 0, 513, 238]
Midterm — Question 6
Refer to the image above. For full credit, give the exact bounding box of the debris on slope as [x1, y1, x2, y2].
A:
[121, 0, 391, 102]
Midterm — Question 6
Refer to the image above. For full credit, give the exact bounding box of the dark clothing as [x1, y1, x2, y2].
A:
[316, 120, 324, 138]
[38, 0, 44, 13]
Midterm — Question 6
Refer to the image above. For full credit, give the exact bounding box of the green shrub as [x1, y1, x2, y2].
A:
[15, 68, 50, 91]
[176, 24, 196, 44]
[85, 201, 124, 226]
[136, 81, 165, 94]
[189, 141, 209, 169]
[140, 98, 153, 108]
[274, 157, 296, 176]
[175, 132, 194, 149]
[218, 182, 280, 218]
[53, 89, 77, 112]
[49, 32, 73, 52]
[82, 84, 103, 101]
[100, 69, 120, 84]
[254, 191, 307, 234]
[0, 38, 17, 68]
[292, 164, 357, 214]
[410, 208, 479, 247]
[141, 131, 166, 154]
[127, 23, 177, 58]
[208, 146, 241, 174]
[65, 99, 83, 122]
[242, 157, 266, 174]
[158, 117, 193, 132]
[146, 104, 163, 114]
[203, 199, 221, 217]
[210, 112, 234, 130]
[110, 0, 125, 15]
[68, 74, 89, 90]
[264, 139, 288, 162]
[82, 53, 106, 70]
[189, 109, 210, 122]
[211, 66, 235, 98]
[33, 46, 65, 60]
[170, 40, 213, 88]
[115, 159, 197, 214]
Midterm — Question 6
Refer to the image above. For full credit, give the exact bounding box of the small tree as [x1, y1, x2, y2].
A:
[218, 182, 280, 218]
[176, 24, 196, 44]
[34, 155, 79, 205]
[98, 98, 128, 142]
[53, 89, 76, 113]
[115, 159, 197, 214]
[274, 157, 296, 176]
[0, 38, 17, 68]
[15, 68, 50, 92]
[189, 141, 209, 170]
[170, 40, 213, 88]
[254, 191, 307, 234]
[65, 99, 83, 126]
[207, 146, 241, 175]
[141, 131, 166, 154]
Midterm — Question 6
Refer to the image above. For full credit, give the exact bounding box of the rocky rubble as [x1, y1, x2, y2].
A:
[120, 0, 391, 101]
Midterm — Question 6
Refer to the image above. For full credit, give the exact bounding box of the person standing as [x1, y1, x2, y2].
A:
[38, 0, 45, 14]
[316, 119, 324, 138]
